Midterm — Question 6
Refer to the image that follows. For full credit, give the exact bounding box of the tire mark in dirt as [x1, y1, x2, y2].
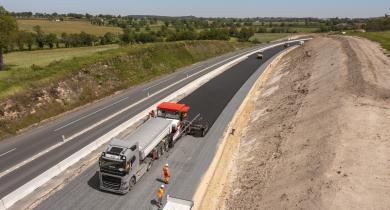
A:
[338, 37, 390, 100]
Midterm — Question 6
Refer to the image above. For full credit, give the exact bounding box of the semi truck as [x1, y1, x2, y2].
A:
[98, 102, 209, 194]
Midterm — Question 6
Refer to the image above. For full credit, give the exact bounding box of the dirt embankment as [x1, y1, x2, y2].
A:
[0, 41, 249, 139]
[216, 36, 390, 210]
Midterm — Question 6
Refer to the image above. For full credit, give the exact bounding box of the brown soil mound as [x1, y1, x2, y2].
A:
[224, 36, 390, 210]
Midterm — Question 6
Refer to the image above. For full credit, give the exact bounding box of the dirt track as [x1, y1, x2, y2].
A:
[218, 36, 390, 210]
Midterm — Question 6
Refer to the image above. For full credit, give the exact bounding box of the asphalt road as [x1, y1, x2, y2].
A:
[33, 42, 300, 210]
[0, 44, 269, 199]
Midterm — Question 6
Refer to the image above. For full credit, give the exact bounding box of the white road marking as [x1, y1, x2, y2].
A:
[0, 46, 263, 179]
[143, 64, 204, 92]
[143, 77, 174, 91]
[0, 148, 16, 158]
[54, 97, 129, 132]
[0, 143, 62, 178]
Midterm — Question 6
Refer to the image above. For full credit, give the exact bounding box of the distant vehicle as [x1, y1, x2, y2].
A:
[257, 52, 263, 59]
[284, 43, 290, 48]
[299, 41, 304, 45]
[98, 102, 209, 194]
[163, 195, 194, 210]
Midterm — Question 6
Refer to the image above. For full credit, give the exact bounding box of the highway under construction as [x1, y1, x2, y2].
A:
[31, 42, 301, 210]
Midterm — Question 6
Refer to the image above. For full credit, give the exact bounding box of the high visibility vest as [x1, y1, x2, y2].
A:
[157, 188, 164, 199]
[163, 167, 170, 177]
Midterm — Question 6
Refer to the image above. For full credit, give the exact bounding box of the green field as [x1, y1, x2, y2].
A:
[348, 31, 390, 51]
[17, 19, 123, 36]
[4, 44, 119, 69]
[249, 33, 290, 43]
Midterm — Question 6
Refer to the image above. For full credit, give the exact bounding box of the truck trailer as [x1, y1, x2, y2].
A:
[98, 102, 208, 194]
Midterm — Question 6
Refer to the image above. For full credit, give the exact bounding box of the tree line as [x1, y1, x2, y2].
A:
[9, 27, 119, 51]
[365, 16, 390, 31]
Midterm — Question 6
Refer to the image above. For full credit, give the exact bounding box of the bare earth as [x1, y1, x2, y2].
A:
[222, 36, 390, 210]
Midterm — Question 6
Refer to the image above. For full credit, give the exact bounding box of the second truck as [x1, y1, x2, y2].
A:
[98, 102, 209, 194]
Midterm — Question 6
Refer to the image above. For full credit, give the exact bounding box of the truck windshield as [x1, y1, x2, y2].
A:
[157, 109, 180, 120]
[99, 158, 125, 171]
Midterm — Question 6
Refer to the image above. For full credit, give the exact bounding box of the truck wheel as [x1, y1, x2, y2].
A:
[201, 128, 206, 137]
[129, 176, 136, 191]
[168, 139, 174, 148]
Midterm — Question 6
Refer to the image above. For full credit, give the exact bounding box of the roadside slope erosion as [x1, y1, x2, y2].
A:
[221, 36, 390, 210]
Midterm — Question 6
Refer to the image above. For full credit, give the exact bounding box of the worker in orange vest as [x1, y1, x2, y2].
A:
[156, 184, 165, 208]
[163, 163, 170, 184]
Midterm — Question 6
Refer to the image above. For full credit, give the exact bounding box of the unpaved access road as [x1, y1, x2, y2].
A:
[212, 36, 390, 210]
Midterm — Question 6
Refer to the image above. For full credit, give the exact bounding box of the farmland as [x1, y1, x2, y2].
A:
[3, 44, 119, 69]
[17, 19, 122, 36]
[249, 33, 290, 43]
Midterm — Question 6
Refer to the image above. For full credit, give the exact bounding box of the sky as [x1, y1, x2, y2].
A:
[0, 0, 389, 18]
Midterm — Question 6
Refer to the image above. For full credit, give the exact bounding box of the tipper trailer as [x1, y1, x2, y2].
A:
[98, 102, 209, 194]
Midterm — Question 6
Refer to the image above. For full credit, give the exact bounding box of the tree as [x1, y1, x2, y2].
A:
[25, 32, 35, 50]
[33, 25, 45, 48]
[121, 29, 135, 44]
[61, 32, 70, 47]
[238, 27, 255, 42]
[45, 33, 58, 49]
[16, 31, 27, 50]
[102, 32, 116, 44]
[0, 6, 18, 70]
[16, 31, 35, 50]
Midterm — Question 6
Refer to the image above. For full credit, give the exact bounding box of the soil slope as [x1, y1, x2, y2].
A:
[224, 36, 390, 210]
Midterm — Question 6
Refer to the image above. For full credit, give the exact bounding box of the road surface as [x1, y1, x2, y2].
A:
[33, 42, 300, 210]
[0, 43, 273, 199]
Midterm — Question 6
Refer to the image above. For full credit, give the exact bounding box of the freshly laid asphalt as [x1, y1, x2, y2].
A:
[180, 44, 287, 125]
[32, 42, 300, 210]
[0, 44, 265, 199]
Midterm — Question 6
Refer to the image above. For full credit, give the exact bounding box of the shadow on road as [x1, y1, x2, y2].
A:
[87, 171, 100, 191]
[155, 178, 166, 184]
[150, 199, 162, 210]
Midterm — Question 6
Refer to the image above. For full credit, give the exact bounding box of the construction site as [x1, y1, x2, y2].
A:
[198, 35, 390, 210]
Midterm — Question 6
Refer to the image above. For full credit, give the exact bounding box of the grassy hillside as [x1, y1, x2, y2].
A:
[349, 31, 390, 51]
[4, 44, 119, 69]
[0, 41, 251, 139]
[17, 19, 122, 36]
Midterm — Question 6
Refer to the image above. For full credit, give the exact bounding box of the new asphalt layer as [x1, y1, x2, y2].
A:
[33, 42, 299, 210]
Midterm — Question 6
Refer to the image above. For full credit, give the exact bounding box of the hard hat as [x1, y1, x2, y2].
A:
[161, 185, 165, 188]
[165, 163, 169, 167]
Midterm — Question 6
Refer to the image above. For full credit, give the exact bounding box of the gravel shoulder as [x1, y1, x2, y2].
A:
[219, 36, 390, 210]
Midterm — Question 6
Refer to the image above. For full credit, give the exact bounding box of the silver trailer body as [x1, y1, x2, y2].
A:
[130, 117, 172, 160]
[99, 117, 172, 194]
